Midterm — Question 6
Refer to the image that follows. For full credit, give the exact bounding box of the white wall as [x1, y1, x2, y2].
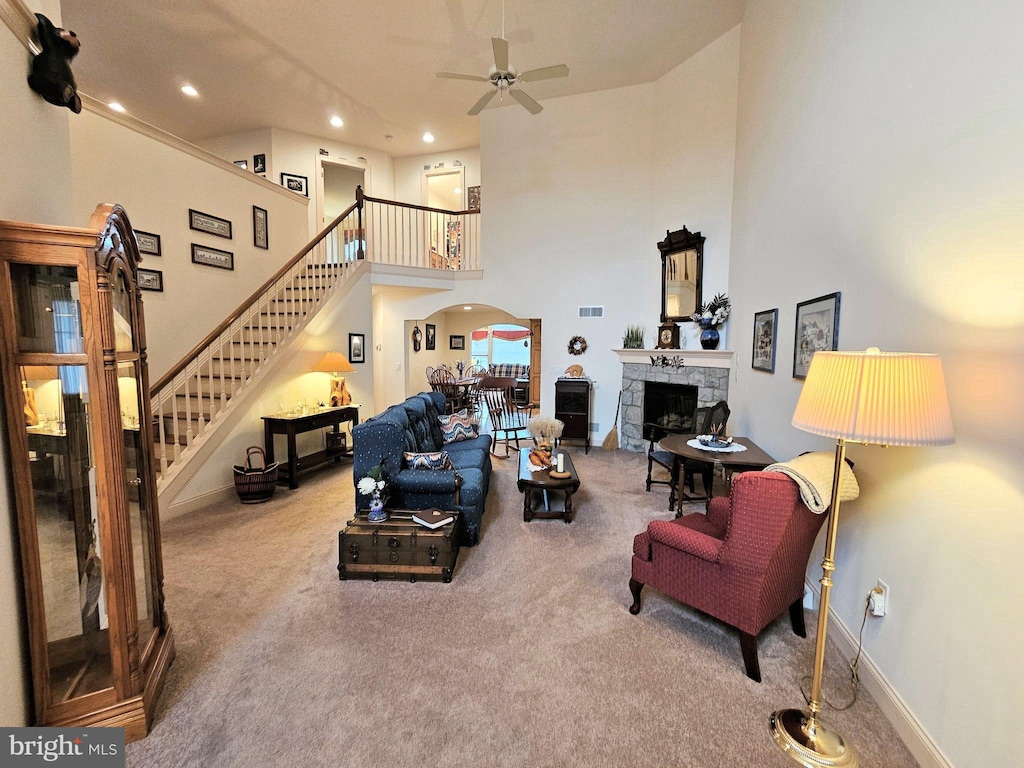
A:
[198, 128, 272, 176]
[0, 0, 72, 727]
[375, 27, 741, 437]
[268, 127, 394, 236]
[728, 3, 1024, 766]
[69, 112, 311, 379]
[394, 147, 481, 207]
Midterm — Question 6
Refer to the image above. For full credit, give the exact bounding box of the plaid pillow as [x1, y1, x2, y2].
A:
[403, 451, 454, 470]
[439, 410, 478, 444]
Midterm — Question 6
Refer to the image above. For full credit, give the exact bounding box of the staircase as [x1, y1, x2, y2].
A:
[150, 188, 481, 498]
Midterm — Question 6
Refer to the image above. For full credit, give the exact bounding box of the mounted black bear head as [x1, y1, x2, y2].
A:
[27, 13, 82, 114]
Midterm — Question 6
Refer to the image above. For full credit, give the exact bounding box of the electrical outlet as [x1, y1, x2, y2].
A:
[869, 579, 889, 617]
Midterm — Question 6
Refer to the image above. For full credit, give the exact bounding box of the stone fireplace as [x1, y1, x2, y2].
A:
[615, 349, 732, 453]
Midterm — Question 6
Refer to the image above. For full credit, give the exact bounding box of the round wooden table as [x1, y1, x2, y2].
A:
[658, 434, 777, 508]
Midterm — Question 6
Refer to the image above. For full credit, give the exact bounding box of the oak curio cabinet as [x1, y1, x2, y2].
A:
[0, 205, 173, 740]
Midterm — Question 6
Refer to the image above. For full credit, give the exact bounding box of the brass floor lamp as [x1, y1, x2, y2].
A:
[770, 348, 954, 767]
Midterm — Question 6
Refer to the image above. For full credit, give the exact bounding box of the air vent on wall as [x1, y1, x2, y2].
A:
[578, 306, 604, 319]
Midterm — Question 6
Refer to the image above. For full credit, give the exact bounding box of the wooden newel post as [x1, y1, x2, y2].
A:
[356, 185, 365, 260]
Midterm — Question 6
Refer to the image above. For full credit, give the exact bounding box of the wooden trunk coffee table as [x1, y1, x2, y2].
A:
[517, 449, 581, 523]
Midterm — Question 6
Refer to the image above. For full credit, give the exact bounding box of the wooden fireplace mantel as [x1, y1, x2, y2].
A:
[613, 348, 734, 369]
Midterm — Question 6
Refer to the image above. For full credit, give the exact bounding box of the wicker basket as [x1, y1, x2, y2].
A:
[233, 446, 279, 504]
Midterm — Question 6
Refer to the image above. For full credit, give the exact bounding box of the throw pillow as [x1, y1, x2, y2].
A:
[439, 411, 478, 444]
[403, 451, 454, 471]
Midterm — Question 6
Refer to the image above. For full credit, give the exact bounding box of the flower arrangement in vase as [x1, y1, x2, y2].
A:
[691, 292, 731, 350]
[357, 463, 391, 522]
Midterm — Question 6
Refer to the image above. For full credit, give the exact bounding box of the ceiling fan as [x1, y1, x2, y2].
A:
[436, 15, 568, 116]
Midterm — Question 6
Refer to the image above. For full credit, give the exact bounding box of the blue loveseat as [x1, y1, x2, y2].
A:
[352, 392, 492, 545]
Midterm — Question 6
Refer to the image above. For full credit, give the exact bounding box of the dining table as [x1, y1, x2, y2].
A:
[658, 433, 777, 510]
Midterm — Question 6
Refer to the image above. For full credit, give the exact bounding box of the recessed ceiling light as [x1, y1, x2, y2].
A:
[330, 115, 344, 128]
[463, 305, 473, 311]
[181, 84, 199, 97]
[108, 102, 126, 113]
[454, 187, 462, 194]
[422, 132, 435, 143]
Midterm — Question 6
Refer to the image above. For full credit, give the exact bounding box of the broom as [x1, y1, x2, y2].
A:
[602, 390, 622, 450]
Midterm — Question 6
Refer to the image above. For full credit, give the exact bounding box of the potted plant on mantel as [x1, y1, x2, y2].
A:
[691, 293, 731, 350]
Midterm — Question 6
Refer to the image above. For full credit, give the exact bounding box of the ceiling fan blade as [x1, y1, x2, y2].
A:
[468, 89, 498, 116]
[510, 88, 543, 115]
[437, 71, 490, 82]
[519, 64, 569, 82]
[492, 36, 509, 71]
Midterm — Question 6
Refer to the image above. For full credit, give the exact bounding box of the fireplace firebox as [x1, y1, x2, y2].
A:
[643, 382, 698, 441]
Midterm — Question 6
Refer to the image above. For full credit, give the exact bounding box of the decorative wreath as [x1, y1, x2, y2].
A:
[567, 335, 588, 356]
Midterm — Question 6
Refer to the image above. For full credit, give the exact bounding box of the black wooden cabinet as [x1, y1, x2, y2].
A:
[554, 377, 592, 454]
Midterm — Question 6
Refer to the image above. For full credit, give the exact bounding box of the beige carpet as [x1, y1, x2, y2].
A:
[128, 449, 919, 768]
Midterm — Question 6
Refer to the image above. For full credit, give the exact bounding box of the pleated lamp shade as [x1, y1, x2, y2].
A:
[314, 352, 355, 374]
[793, 348, 954, 447]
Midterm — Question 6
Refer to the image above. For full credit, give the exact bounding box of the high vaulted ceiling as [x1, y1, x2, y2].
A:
[62, 0, 745, 158]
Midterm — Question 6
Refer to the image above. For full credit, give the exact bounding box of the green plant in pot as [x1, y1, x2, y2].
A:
[622, 325, 645, 349]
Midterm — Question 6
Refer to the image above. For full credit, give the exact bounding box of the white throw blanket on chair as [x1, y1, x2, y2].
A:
[764, 451, 859, 513]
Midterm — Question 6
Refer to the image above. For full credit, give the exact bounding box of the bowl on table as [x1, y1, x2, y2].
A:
[698, 435, 733, 448]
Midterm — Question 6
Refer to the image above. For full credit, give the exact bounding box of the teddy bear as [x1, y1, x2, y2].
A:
[27, 13, 82, 114]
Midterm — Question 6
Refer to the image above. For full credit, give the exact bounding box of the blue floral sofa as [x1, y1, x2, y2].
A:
[352, 392, 492, 545]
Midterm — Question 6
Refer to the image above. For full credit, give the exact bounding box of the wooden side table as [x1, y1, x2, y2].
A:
[262, 405, 359, 489]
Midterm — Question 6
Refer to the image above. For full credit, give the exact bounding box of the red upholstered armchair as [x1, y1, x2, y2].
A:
[629, 471, 828, 681]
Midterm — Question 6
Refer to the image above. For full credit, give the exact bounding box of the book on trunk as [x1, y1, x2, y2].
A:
[412, 509, 454, 529]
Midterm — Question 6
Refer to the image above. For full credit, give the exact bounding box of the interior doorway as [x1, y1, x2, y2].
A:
[317, 158, 365, 230]
[422, 167, 466, 269]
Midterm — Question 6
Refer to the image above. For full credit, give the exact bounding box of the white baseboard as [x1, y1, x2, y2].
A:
[162, 484, 237, 521]
[805, 581, 956, 768]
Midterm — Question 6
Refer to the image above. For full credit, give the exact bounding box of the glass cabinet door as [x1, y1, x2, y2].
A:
[117, 360, 157, 656]
[21, 366, 112, 704]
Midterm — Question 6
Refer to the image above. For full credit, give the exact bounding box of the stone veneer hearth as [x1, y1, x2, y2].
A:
[614, 349, 732, 453]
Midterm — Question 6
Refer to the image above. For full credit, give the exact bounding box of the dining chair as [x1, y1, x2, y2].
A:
[477, 376, 533, 457]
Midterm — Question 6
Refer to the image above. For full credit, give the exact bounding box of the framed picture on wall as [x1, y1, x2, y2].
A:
[281, 172, 308, 197]
[425, 323, 436, 351]
[349, 333, 365, 364]
[253, 154, 266, 174]
[450, 335, 465, 351]
[189, 209, 232, 239]
[134, 230, 161, 256]
[253, 206, 268, 249]
[793, 292, 841, 379]
[191, 243, 234, 271]
[752, 308, 778, 373]
[467, 185, 480, 211]
[137, 268, 163, 292]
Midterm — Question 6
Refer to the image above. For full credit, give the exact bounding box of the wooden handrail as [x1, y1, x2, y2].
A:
[150, 198, 360, 393]
[360, 188, 478, 217]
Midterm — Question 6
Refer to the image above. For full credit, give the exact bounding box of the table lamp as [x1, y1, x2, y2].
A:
[314, 352, 355, 407]
[770, 347, 954, 767]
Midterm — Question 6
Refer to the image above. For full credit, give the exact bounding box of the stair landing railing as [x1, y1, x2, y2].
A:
[360, 187, 481, 270]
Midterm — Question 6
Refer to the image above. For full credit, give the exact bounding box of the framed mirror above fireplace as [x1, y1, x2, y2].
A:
[658, 226, 705, 323]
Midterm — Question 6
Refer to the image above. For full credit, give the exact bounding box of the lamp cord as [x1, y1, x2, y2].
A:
[799, 592, 870, 711]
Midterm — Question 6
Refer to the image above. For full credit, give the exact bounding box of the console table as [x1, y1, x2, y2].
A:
[263, 405, 359, 489]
